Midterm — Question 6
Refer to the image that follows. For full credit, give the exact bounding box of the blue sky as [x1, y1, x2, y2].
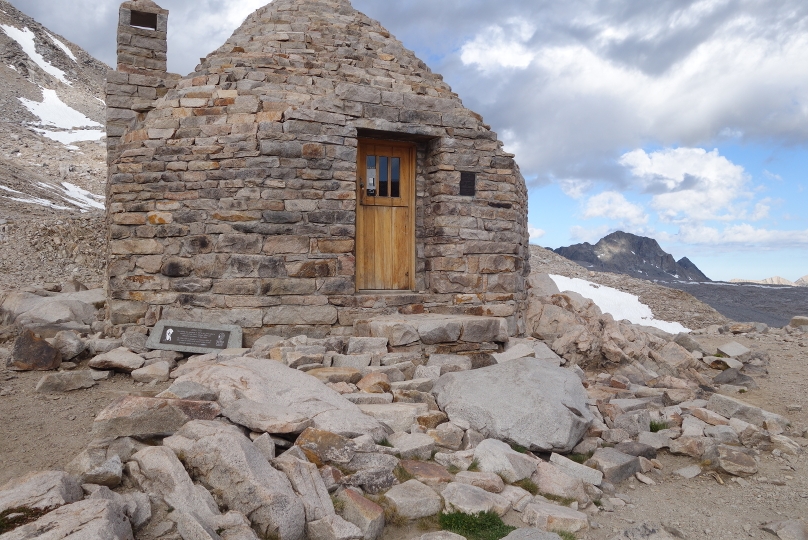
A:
[11, 0, 808, 282]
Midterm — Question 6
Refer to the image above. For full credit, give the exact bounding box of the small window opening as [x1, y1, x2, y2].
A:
[130, 10, 158, 30]
[459, 172, 476, 197]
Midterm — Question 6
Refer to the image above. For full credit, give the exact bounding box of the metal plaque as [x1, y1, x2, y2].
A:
[459, 172, 476, 196]
[145, 320, 243, 354]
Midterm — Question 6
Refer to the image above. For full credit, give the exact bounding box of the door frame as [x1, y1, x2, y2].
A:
[355, 138, 417, 292]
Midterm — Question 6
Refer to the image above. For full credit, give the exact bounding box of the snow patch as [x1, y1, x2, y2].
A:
[549, 274, 690, 334]
[45, 32, 76, 62]
[35, 128, 105, 144]
[19, 88, 100, 129]
[19, 88, 104, 145]
[0, 184, 71, 211]
[38, 181, 105, 211]
[0, 25, 71, 85]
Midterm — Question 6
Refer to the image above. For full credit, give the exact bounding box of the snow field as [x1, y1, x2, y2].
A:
[549, 274, 690, 334]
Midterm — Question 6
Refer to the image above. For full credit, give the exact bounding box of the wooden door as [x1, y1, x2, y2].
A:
[356, 139, 416, 291]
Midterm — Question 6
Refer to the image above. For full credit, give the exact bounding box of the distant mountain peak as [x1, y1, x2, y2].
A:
[554, 231, 711, 282]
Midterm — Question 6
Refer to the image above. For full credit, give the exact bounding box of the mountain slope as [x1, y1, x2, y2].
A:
[0, 0, 107, 212]
[0, 0, 108, 288]
[554, 231, 711, 282]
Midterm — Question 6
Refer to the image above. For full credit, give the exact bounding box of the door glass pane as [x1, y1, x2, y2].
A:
[366, 155, 376, 196]
[391, 157, 400, 198]
[379, 156, 389, 197]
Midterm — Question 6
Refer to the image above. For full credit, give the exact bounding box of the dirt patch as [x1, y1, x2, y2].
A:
[0, 353, 170, 486]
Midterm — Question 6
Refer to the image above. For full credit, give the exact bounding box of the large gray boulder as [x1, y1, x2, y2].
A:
[164, 420, 306, 540]
[0, 470, 82, 514]
[0, 499, 133, 540]
[173, 357, 387, 440]
[432, 358, 593, 452]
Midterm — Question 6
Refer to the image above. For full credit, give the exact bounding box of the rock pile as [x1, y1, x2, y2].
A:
[1, 276, 806, 539]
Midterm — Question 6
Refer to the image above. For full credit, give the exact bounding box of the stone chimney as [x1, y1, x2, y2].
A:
[105, 0, 174, 164]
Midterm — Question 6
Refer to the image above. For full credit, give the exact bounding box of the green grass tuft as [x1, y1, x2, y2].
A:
[541, 493, 576, 507]
[649, 420, 669, 433]
[393, 465, 415, 483]
[509, 442, 528, 454]
[467, 459, 480, 472]
[566, 452, 593, 464]
[514, 478, 539, 495]
[447, 465, 461, 475]
[552, 530, 577, 540]
[378, 438, 393, 448]
[439, 511, 516, 540]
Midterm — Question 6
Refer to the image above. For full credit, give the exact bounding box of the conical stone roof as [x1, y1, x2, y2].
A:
[108, 0, 530, 337]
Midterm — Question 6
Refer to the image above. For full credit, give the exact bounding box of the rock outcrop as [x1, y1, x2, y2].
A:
[554, 231, 710, 282]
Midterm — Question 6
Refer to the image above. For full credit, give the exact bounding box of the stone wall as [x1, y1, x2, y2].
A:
[106, 0, 176, 165]
[105, 0, 530, 343]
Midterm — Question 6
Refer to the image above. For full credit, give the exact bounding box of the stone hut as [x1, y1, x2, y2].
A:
[106, 0, 530, 343]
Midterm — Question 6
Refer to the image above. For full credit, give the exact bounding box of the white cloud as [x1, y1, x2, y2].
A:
[528, 224, 546, 241]
[570, 224, 612, 243]
[583, 191, 648, 226]
[559, 178, 593, 199]
[619, 147, 750, 222]
[460, 18, 536, 72]
[674, 223, 808, 247]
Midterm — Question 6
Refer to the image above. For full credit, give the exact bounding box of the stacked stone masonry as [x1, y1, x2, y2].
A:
[106, 0, 530, 343]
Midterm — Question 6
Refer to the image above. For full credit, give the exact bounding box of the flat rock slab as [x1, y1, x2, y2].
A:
[549, 452, 603, 486]
[92, 396, 221, 439]
[432, 357, 593, 452]
[587, 448, 641, 484]
[442, 482, 510, 516]
[224, 398, 313, 434]
[707, 393, 786, 427]
[358, 403, 428, 434]
[308, 367, 362, 384]
[717, 341, 751, 360]
[173, 357, 386, 440]
[0, 470, 83, 514]
[522, 499, 589, 533]
[361, 314, 507, 344]
[383, 479, 443, 519]
[88, 347, 144, 373]
[35, 370, 96, 393]
[454, 471, 505, 493]
[0, 499, 134, 540]
[399, 460, 452, 486]
[388, 432, 435, 460]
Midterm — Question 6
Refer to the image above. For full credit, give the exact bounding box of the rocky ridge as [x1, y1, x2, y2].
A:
[553, 231, 711, 283]
[731, 276, 808, 287]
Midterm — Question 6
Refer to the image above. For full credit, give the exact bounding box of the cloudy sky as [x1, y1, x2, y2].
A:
[10, 0, 808, 281]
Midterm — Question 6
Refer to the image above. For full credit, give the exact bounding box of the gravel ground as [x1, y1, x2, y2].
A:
[659, 280, 808, 328]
